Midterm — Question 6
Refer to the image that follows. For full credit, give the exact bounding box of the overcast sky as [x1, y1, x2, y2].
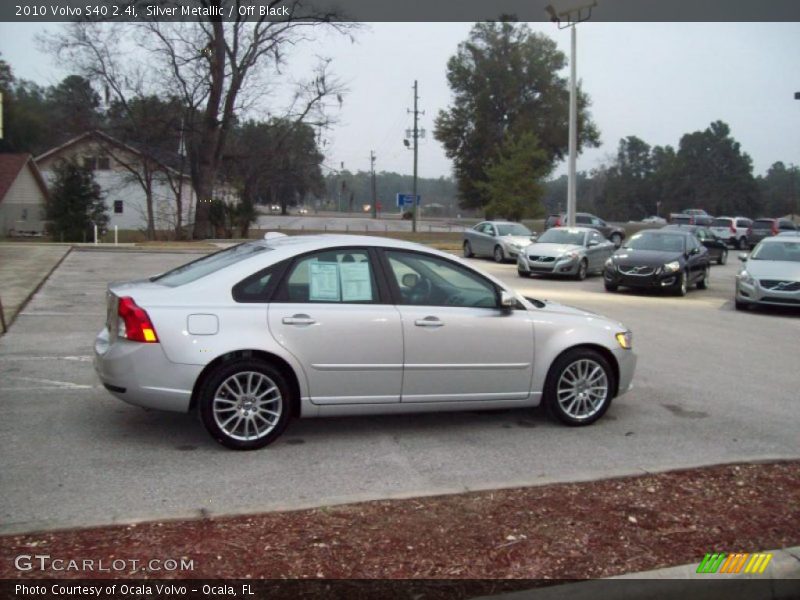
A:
[1, 22, 799, 180]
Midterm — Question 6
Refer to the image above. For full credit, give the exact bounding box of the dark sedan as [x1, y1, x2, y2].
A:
[603, 229, 711, 296]
[661, 224, 728, 265]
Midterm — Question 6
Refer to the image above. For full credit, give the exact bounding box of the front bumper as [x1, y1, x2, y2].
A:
[736, 279, 800, 307]
[604, 265, 679, 289]
[612, 346, 637, 398]
[94, 328, 202, 413]
[518, 253, 580, 276]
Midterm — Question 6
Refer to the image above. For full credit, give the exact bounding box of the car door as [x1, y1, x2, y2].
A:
[470, 222, 489, 256]
[267, 248, 403, 405]
[694, 228, 719, 261]
[381, 249, 534, 403]
[586, 230, 612, 271]
[685, 235, 706, 281]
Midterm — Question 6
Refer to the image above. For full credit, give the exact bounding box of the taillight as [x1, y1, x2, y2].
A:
[771, 221, 779, 235]
[556, 216, 562, 226]
[117, 296, 158, 343]
[730, 223, 736, 234]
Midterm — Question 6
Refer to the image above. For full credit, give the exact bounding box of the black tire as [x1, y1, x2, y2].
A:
[199, 358, 293, 450]
[463, 241, 474, 258]
[517, 269, 529, 278]
[718, 249, 728, 265]
[493, 245, 505, 263]
[697, 266, 710, 289]
[734, 298, 749, 311]
[544, 348, 616, 426]
[604, 282, 618, 292]
[610, 233, 623, 247]
[674, 271, 688, 296]
[575, 259, 588, 281]
[737, 237, 748, 250]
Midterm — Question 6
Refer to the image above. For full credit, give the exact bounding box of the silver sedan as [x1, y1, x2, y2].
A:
[517, 227, 616, 280]
[95, 234, 636, 450]
[735, 236, 800, 310]
[463, 221, 536, 262]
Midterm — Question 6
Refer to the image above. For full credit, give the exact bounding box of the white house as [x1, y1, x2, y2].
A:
[0, 153, 49, 238]
[36, 131, 196, 235]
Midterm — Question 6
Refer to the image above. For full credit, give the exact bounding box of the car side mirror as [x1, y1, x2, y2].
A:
[499, 290, 515, 309]
[401, 273, 420, 288]
[738, 253, 748, 262]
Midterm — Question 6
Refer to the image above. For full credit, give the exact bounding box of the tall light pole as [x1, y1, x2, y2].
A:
[407, 80, 424, 233]
[546, 1, 597, 227]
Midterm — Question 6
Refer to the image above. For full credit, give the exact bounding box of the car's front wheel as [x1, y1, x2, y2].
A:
[697, 266, 710, 289]
[493, 245, 505, 263]
[463, 241, 474, 258]
[674, 271, 688, 296]
[199, 359, 292, 450]
[575, 259, 588, 281]
[544, 348, 616, 426]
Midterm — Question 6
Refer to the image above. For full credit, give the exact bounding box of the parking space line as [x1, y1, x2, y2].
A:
[3, 376, 93, 390]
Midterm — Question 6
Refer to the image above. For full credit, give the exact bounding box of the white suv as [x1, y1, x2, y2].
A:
[710, 216, 752, 249]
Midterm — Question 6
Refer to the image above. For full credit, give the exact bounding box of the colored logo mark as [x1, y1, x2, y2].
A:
[696, 552, 773, 574]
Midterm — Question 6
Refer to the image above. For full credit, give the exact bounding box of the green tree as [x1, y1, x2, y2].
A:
[596, 136, 655, 220]
[671, 121, 760, 217]
[45, 75, 101, 139]
[434, 20, 599, 211]
[46, 160, 108, 242]
[477, 131, 551, 220]
[757, 162, 800, 219]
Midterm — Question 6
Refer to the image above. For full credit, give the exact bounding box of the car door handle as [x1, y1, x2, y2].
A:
[283, 314, 316, 325]
[415, 317, 444, 328]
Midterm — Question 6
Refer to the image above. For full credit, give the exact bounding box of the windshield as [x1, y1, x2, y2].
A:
[624, 232, 685, 253]
[536, 228, 586, 245]
[750, 241, 800, 262]
[496, 223, 532, 236]
[152, 242, 271, 286]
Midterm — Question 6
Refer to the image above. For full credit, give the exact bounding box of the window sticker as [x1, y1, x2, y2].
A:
[340, 261, 372, 302]
[309, 262, 340, 301]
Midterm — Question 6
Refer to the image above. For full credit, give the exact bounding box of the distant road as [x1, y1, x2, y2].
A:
[256, 213, 467, 233]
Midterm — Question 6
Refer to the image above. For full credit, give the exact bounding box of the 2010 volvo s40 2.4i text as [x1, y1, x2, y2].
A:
[95, 234, 636, 450]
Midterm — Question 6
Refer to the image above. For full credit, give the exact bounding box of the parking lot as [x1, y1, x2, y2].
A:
[1, 246, 798, 535]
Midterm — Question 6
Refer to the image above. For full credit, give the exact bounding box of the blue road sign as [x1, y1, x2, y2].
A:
[396, 193, 421, 208]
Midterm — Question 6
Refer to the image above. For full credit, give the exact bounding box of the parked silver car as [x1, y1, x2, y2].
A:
[463, 221, 536, 262]
[735, 236, 800, 310]
[517, 227, 616, 280]
[95, 234, 636, 449]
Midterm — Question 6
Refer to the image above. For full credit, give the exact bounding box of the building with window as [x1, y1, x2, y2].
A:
[35, 131, 196, 234]
[0, 153, 50, 238]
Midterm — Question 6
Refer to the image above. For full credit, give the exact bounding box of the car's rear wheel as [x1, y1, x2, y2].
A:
[463, 241, 474, 258]
[199, 359, 292, 450]
[544, 348, 615, 426]
[575, 259, 588, 281]
[697, 266, 710, 289]
[738, 237, 748, 250]
[493, 245, 505, 263]
[718, 249, 728, 265]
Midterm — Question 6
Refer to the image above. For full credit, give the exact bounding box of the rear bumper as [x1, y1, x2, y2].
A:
[94, 328, 202, 413]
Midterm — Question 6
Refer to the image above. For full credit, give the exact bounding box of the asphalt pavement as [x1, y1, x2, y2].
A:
[0, 246, 798, 534]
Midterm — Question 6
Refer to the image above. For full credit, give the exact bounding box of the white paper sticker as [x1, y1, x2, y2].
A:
[340, 262, 372, 302]
[309, 263, 340, 301]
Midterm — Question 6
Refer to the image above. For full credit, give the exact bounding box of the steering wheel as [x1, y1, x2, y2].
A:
[409, 277, 432, 304]
[444, 292, 465, 306]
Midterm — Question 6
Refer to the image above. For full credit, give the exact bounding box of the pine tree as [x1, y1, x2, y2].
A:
[46, 161, 108, 242]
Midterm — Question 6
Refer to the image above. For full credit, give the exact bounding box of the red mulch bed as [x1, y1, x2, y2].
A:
[2, 461, 798, 580]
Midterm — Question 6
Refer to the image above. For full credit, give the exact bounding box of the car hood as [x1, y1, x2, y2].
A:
[526, 243, 582, 257]
[526, 298, 627, 329]
[613, 249, 682, 267]
[744, 260, 800, 280]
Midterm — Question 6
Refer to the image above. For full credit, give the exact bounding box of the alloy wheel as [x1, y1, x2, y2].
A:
[556, 358, 609, 421]
[212, 371, 283, 442]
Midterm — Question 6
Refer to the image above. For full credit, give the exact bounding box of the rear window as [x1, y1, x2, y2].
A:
[152, 242, 272, 287]
[736, 219, 751, 227]
[711, 218, 732, 227]
[752, 219, 775, 230]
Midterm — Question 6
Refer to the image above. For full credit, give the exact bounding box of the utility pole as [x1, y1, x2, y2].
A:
[370, 150, 377, 219]
[408, 80, 424, 233]
[547, 1, 597, 227]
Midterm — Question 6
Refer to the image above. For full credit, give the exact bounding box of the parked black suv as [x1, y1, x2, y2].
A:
[544, 212, 625, 246]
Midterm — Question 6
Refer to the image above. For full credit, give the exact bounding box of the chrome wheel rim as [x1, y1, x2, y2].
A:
[212, 371, 282, 441]
[494, 247, 503, 262]
[557, 359, 609, 420]
[579, 261, 587, 279]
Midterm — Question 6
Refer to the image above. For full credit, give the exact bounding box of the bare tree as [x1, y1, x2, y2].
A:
[44, 2, 353, 239]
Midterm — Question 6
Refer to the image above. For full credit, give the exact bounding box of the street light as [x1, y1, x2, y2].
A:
[546, 1, 597, 227]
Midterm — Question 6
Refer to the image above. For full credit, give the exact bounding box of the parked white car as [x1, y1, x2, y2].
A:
[710, 216, 753, 249]
[95, 235, 636, 449]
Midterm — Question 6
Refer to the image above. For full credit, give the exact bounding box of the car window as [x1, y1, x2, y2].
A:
[625, 232, 685, 253]
[736, 219, 751, 228]
[752, 219, 774, 230]
[473, 222, 487, 232]
[281, 249, 378, 303]
[779, 220, 796, 230]
[232, 262, 286, 303]
[480, 223, 495, 235]
[152, 242, 271, 287]
[496, 223, 532, 236]
[592, 217, 604, 226]
[575, 215, 590, 224]
[385, 250, 497, 308]
[711, 218, 732, 227]
[589, 231, 604, 244]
